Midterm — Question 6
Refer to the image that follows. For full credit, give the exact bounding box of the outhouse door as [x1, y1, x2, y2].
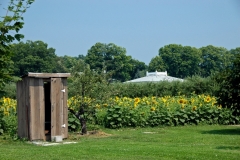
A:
[50, 78, 68, 139]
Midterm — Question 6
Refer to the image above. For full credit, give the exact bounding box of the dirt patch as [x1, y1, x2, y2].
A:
[68, 130, 112, 140]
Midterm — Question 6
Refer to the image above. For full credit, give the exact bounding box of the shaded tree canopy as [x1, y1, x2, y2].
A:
[159, 44, 202, 78]
[215, 53, 240, 115]
[85, 42, 135, 82]
[199, 45, 233, 77]
[129, 59, 147, 79]
[11, 40, 58, 76]
[148, 56, 166, 72]
[0, 0, 34, 90]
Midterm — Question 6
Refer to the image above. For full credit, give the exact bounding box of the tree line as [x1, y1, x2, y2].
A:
[9, 40, 240, 81]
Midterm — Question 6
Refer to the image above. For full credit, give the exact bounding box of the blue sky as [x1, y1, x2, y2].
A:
[1, 0, 240, 64]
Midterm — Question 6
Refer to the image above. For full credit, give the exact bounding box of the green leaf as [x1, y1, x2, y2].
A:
[183, 114, 188, 119]
[208, 110, 213, 113]
[173, 118, 178, 121]
[113, 114, 119, 118]
[108, 108, 115, 112]
[71, 125, 76, 129]
[114, 106, 121, 109]
[179, 119, 185, 123]
[68, 118, 75, 122]
[190, 116, 195, 119]
[129, 111, 134, 114]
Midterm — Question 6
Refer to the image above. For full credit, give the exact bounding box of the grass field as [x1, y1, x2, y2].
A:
[0, 125, 239, 160]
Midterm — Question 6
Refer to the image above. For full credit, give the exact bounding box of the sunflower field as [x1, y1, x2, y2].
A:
[0, 97, 17, 135]
[1, 94, 239, 134]
[68, 94, 240, 129]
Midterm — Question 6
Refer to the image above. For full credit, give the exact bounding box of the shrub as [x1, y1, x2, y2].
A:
[103, 75, 219, 98]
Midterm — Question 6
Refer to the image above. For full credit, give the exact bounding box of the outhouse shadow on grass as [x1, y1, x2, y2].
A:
[216, 146, 240, 151]
[201, 128, 240, 135]
[201, 127, 240, 151]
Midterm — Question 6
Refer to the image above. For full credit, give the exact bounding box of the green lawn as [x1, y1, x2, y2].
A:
[0, 125, 239, 160]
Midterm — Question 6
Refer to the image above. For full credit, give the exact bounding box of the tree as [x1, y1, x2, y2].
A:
[148, 56, 166, 72]
[230, 47, 240, 55]
[0, 0, 34, 91]
[215, 53, 240, 116]
[68, 60, 111, 134]
[199, 45, 233, 77]
[85, 42, 133, 82]
[129, 59, 147, 79]
[159, 44, 202, 78]
[55, 55, 80, 73]
[11, 40, 58, 76]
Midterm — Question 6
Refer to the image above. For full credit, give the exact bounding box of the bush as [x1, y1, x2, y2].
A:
[103, 75, 219, 98]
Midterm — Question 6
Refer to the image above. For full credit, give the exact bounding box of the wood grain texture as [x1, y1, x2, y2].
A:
[62, 78, 68, 138]
[51, 78, 62, 137]
[29, 78, 44, 140]
[27, 73, 70, 78]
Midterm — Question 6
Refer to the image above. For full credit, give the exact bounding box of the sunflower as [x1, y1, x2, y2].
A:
[178, 99, 187, 104]
[192, 106, 197, 111]
[204, 96, 211, 103]
[134, 97, 140, 103]
[150, 107, 156, 111]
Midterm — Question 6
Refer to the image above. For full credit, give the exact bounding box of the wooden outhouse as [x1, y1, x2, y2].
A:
[17, 73, 70, 141]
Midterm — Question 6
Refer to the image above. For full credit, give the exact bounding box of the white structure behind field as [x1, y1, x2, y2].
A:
[125, 71, 183, 83]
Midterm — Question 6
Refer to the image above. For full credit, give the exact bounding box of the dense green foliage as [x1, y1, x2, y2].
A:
[85, 42, 146, 82]
[215, 52, 240, 115]
[200, 45, 233, 77]
[148, 55, 165, 72]
[159, 44, 202, 78]
[107, 76, 219, 98]
[0, 0, 34, 91]
[11, 40, 58, 76]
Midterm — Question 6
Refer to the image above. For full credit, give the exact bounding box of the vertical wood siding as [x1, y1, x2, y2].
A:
[51, 78, 62, 137]
[62, 78, 68, 138]
[17, 80, 26, 138]
[29, 78, 45, 140]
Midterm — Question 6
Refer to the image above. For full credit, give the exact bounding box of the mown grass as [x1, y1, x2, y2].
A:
[0, 125, 239, 160]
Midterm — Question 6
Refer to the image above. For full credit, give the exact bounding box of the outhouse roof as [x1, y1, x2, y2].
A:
[22, 72, 71, 78]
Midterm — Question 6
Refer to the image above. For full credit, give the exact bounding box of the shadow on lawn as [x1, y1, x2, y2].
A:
[201, 128, 240, 135]
[216, 146, 240, 151]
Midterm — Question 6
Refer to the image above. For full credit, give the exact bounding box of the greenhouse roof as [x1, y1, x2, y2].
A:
[125, 71, 183, 83]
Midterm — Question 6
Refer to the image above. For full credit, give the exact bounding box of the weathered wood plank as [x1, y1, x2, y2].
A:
[51, 78, 57, 137]
[51, 78, 62, 137]
[17, 80, 25, 138]
[62, 78, 68, 138]
[27, 73, 70, 78]
[55, 78, 62, 136]
[25, 77, 30, 139]
[29, 78, 44, 140]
